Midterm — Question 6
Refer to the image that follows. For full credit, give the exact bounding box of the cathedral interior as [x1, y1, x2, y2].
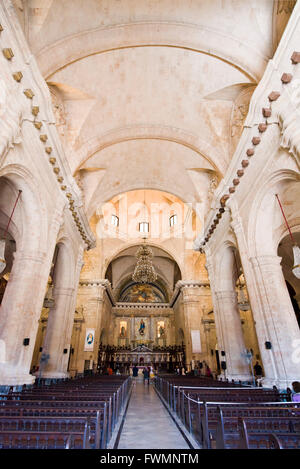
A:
[0, 0, 300, 452]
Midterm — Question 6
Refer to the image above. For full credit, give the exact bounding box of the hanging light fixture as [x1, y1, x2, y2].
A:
[233, 249, 250, 311]
[0, 190, 22, 275]
[276, 194, 300, 279]
[132, 238, 157, 284]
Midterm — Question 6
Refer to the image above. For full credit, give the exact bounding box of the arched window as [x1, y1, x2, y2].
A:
[169, 214, 177, 227]
[139, 222, 149, 233]
[111, 214, 119, 227]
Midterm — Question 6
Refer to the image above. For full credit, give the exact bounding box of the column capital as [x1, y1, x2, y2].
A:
[230, 215, 244, 235]
[215, 290, 237, 301]
[13, 250, 46, 264]
[250, 255, 282, 269]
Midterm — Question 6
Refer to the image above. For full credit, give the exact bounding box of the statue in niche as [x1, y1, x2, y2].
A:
[159, 325, 165, 337]
[120, 325, 126, 338]
[139, 319, 145, 336]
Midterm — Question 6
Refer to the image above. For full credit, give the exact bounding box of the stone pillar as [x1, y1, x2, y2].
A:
[230, 209, 300, 388]
[214, 290, 252, 381]
[41, 286, 75, 379]
[69, 320, 83, 377]
[130, 314, 135, 345]
[250, 255, 300, 388]
[181, 283, 209, 370]
[0, 249, 48, 387]
[149, 315, 153, 343]
[86, 289, 106, 367]
[41, 246, 84, 379]
[205, 249, 252, 382]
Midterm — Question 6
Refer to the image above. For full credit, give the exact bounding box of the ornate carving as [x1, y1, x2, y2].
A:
[230, 86, 255, 156]
[49, 88, 66, 138]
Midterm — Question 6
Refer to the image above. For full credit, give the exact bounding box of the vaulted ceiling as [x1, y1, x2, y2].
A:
[13, 0, 296, 224]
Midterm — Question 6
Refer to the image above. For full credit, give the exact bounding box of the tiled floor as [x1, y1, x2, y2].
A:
[117, 378, 190, 449]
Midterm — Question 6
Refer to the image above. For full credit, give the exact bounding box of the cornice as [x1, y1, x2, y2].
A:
[79, 279, 115, 306]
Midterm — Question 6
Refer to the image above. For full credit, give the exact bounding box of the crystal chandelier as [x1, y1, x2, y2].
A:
[132, 243, 157, 284]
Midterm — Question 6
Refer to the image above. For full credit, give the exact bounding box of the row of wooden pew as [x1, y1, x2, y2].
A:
[0, 375, 132, 449]
[155, 375, 300, 449]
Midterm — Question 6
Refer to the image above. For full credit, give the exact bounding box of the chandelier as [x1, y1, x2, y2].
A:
[132, 243, 157, 284]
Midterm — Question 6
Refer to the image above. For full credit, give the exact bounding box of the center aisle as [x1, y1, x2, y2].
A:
[117, 378, 190, 449]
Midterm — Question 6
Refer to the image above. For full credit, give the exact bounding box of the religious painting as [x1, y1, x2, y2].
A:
[84, 328, 95, 351]
[119, 283, 166, 303]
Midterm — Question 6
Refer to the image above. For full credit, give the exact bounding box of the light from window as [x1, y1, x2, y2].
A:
[170, 214, 177, 227]
[139, 222, 149, 233]
[111, 214, 119, 227]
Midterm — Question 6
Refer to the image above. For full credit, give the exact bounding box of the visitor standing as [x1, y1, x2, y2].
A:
[143, 366, 150, 385]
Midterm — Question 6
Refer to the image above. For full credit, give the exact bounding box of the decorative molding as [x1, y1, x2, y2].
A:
[278, 82, 300, 167]
[170, 280, 210, 307]
[0, 1, 96, 250]
[195, 40, 300, 251]
[79, 279, 115, 306]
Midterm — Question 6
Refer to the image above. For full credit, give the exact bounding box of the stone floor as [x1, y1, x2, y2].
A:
[117, 378, 190, 449]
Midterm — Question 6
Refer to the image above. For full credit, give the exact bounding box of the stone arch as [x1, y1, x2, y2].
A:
[37, 22, 264, 81]
[0, 164, 48, 253]
[247, 169, 300, 257]
[102, 241, 183, 282]
[51, 238, 76, 290]
[74, 125, 226, 177]
[114, 273, 170, 304]
[214, 241, 240, 292]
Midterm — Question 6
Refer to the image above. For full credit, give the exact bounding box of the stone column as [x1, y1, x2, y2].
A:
[205, 249, 252, 382]
[41, 286, 75, 379]
[250, 255, 300, 388]
[69, 320, 83, 377]
[181, 282, 209, 370]
[0, 249, 48, 387]
[149, 315, 153, 343]
[41, 246, 84, 379]
[0, 205, 64, 388]
[230, 209, 300, 388]
[130, 314, 135, 346]
[214, 290, 252, 381]
[86, 288, 106, 367]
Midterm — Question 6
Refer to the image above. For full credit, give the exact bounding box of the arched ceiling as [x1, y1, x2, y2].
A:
[14, 0, 291, 223]
[105, 243, 181, 302]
